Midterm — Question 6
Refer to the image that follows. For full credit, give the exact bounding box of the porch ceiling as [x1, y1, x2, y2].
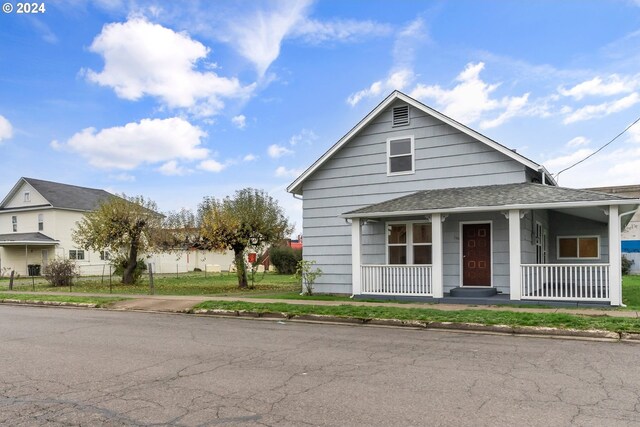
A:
[0, 232, 59, 246]
[342, 183, 639, 219]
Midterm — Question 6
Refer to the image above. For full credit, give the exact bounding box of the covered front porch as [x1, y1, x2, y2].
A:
[0, 232, 59, 276]
[343, 184, 639, 306]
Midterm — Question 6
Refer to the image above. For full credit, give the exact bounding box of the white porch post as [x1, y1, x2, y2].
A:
[609, 205, 622, 306]
[351, 218, 362, 296]
[431, 213, 443, 298]
[508, 209, 522, 300]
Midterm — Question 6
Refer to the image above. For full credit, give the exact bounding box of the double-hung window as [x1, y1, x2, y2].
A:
[387, 222, 432, 265]
[387, 136, 414, 175]
[69, 249, 85, 260]
[38, 214, 44, 231]
[12, 216, 17, 232]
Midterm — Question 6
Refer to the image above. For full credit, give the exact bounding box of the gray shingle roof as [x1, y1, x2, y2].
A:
[0, 232, 58, 243]
[344, 183, 638, 216]
[23, 177, 114, 211]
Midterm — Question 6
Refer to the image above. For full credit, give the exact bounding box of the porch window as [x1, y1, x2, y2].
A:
[387, 136, 414, 175]
[38, 214, 44, 231]
[69, 249, 85, 260]
[558, 236, 599, 259]
[387, 222, 432, 264]
[12, 215, 17, 232]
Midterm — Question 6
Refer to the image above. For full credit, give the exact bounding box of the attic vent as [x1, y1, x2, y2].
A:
[392, 105, 409, 126]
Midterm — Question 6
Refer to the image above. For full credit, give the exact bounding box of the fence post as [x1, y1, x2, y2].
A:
[9, 270, 14, 291]
[176, 264, 179, 279]
[32, 275, 35, 291]
[109, 265, 112, 294]
[148, 263, 154, 295]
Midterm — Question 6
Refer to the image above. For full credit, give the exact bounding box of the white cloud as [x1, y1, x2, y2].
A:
[231, 115, 246, 129]
[268, 144, 293, 158]
[158, 160, 188, 176]
[566, 136, 590, 148]
[291, 18, 392, 44]
[347, 68, 414, 107]
[275, 166, 303, 178]
[56, 117, 208, 169]
[289, 128, 318, 146]
[411, 62, 530, 129]
[85, 18, 253, 116]
[543, 148, 594, 171]
[198, 159, 226, 173]
[562, 93, 640, 124]
[223, 0, 311, 76]
[558, 74, 640, 100]
[0, 115, 13, 143]
[243, 153, 258, 162]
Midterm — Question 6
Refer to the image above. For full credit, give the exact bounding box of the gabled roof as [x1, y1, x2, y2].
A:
[342, 183, 639, 218]
[287, 91, 556, 195]
[0, 177, 114, 211]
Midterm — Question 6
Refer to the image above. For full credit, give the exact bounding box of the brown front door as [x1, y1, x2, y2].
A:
[462, 223, 491, 286]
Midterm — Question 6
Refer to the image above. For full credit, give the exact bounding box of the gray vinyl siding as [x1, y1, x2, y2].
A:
[302, 100, 530, 294]
[548, 211, 609, 263]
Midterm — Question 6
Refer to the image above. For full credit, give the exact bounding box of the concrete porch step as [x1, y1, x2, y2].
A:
[449, 287, 498, 298]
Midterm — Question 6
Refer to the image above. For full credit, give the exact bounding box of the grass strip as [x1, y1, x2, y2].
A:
[194, 300, 640, 333]
[0, 293, 127, 307]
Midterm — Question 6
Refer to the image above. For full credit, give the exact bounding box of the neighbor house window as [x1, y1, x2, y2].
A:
[100, 250, 110, 261]
[387, 222, 432, 264]
[24, 191, 30, 202]
[557, 236, 599, 259]
[69, 250, 85, 260]
[12, 215, 17, 232]
[38, 214, 44, 231]
[387, 136, 415, 175]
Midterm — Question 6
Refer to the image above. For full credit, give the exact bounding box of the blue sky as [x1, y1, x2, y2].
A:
[1, 0, 640, 235]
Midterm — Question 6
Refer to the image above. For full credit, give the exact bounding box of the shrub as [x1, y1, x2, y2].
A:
[44, 259, 78, 287]
[270, 246, 302, 274]
[622, 255, 635, 275]
[295, 259, 323, 296]
[112, 255, 148, 284]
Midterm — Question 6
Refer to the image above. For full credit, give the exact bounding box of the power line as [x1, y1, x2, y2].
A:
[554, 115, 640, 182]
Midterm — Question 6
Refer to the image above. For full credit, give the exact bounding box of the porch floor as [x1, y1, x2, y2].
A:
[354, 293, 613, 308]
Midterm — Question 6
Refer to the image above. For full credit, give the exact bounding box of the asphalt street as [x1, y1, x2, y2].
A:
[1, 306, 640, 426]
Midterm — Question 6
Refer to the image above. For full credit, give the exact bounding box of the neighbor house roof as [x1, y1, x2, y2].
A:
[287, 91, 556, 195]
[0, 177, 114, 211]
[0, 232, 59, 245]
[342, 183, 639, 218]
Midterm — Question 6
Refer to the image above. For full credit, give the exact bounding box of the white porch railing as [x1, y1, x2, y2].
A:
[361, 265, 433, 296]
[521, 264, 610, 302]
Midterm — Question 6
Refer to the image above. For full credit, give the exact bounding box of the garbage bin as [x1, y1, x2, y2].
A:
[27, 264, 41, 276]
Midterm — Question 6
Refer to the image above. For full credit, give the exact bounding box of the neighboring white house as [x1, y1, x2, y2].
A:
[287, 91, 640, 306]
[0, 177, 233, 276]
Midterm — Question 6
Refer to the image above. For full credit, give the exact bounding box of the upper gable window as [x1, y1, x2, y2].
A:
[24, 191, 30, 202]
[392, 105, 410, 126]
[387, 136, 415, 175]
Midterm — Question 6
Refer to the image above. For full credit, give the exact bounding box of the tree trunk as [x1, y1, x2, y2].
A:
[234, 247, 248, 288]
[122, 237, 139, 285]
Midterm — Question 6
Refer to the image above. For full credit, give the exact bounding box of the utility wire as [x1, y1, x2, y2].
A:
[554, 115, 640, 182]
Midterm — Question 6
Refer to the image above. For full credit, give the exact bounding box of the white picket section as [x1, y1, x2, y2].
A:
[361, 265, 433, 296]
[521, 264, 610, 302]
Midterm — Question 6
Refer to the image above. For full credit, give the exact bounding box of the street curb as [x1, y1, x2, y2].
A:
[0, 299, 98, 308]
[4, 300, 639, 343]
[192, 308, 637, 342]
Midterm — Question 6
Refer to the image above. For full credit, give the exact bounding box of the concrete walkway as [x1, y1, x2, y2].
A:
[2, 290, 639, 318]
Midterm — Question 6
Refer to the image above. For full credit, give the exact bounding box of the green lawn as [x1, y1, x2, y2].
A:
[0, 293, 127, 307]
[0, 271, 300, 296]
[623, 274, 640, 309]
[193, 300, 640, 333]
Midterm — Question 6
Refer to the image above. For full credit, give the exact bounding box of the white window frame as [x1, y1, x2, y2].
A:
[100, 250, 110, 261]
[69, 249, 85, 261]
[12, 215, 17, 232]
[387, 135, 415, 176]
[24, 191, 30, 202]
[385, 220, 432, 265]
[557, 235, 600, 260]
[38, 214, 44, 231]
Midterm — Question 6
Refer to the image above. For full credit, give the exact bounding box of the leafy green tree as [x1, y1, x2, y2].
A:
[73, 195, 162, 284]
[199, 188, 292, 288]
